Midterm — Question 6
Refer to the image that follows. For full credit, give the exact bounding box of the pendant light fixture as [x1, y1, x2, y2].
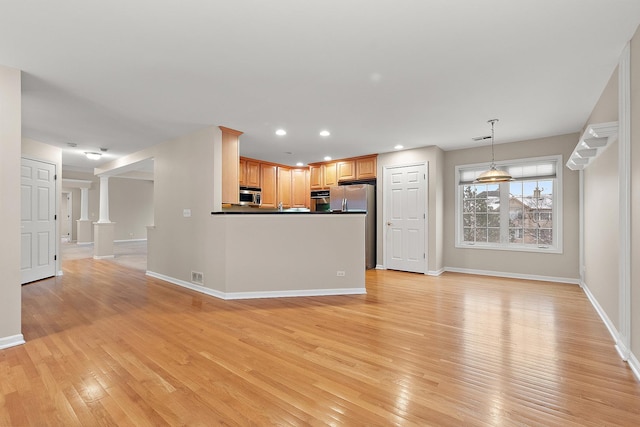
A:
[474, 119, 513, 183]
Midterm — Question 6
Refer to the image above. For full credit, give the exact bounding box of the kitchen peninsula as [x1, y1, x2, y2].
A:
[205, 211, 366, 299]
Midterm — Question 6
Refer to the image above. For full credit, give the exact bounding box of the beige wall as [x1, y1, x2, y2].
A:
[377, 146, 445, 274]
[146, 126, 219, 286]
[109, 178, 153, 240]
[630, 26, 640, 361]
[443, 133, 580, 281]
[584, 140, 619, 326]
[0, 66, 22, 345]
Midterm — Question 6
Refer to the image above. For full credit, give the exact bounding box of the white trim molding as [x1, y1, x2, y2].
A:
[566, 121, 618, 170]
[617, 41, 631, 361]
[427, 268, 445, 277]
[146, 271, 366, 300]
[444, 267, 580, 285]
[0, 334, 25, 350]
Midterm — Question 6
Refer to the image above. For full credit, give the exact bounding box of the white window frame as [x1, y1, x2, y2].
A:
[455, 155, 563, 254]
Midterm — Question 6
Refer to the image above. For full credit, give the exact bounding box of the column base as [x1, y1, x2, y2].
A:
[76, 219, 93, 244]
[93, 222, 116, 258]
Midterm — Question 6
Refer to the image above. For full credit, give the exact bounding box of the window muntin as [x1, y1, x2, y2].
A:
[456, 156, 561, 253]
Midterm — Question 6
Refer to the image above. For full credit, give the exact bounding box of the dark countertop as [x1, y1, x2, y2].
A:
[211, 210, 365, 215]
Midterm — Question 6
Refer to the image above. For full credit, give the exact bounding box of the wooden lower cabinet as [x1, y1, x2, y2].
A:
[260, 164, 277, 208]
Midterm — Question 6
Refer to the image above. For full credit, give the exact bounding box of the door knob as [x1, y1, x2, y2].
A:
[387, 222, 392, 226]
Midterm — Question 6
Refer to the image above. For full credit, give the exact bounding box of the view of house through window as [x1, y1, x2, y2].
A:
[462, 180, 553, 246]
[456, 156, 561, 252]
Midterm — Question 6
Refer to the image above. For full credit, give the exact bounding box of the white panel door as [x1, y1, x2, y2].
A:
[21, 158, 57, 284]
[384, 164, 426, 273]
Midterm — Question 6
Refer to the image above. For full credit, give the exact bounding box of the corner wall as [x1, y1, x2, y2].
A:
[0, 66, 22, 348]
[443, 134, 580, 281]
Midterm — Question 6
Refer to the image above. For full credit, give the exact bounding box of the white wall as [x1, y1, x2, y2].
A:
[0, 66, 22, 348]
[109, 177, 153, 241]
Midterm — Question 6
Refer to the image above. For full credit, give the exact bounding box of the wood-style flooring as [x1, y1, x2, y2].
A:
[2, 259, 639, 426]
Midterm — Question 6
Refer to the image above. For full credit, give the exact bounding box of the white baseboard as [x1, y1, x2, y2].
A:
[375, 264, 386, 270]
[146, 270, 366, 300]
[427, 268, 445, 277]
[444, 266, 580, 285]
[628, 352, 640, 382]
[93, 255, 115, 260]
[76, 242, 93, 246]
[57, 270, 64, 276]
[0, 334, 25, 350]
[114, 239, 148, 243]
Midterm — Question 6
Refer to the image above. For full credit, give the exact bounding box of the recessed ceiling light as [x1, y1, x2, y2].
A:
[296, 162, 304, 167]
[324, 156, 332, 161]
[319, 130, 330, 137]
[85, 152, 102, 160]
[275, 129, 287, 136]
[394, 144, 404, 150]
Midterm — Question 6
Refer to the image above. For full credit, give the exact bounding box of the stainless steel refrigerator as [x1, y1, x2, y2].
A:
[330, 184, 376, 269]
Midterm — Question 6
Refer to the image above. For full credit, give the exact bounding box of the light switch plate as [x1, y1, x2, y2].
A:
[183, 209, 191, 217]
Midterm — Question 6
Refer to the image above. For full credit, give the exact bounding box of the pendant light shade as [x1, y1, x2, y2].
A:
[474, 119, 512, 183]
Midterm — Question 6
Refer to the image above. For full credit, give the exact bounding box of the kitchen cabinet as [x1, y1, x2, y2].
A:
[277, 167, 292, 208]
[324, 163, 337, 187]
[245, 159, 260, 187]
[310, 165, 323, 190]
[292, 168, 309, 208]
[260, 164, 277, 208]
[356, 156, 377, 180]
[337, 160, 356, 182]
[220, 126, 243, 204]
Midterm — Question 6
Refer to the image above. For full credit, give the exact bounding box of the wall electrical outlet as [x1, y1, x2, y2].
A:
[336, 271, 346, 277]
[191, 271, 204, 284]
[183, 209, 192, 217]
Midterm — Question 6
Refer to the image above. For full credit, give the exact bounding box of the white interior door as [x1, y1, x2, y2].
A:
[384, 163, 426, 273]
[21, 158, 57, 284]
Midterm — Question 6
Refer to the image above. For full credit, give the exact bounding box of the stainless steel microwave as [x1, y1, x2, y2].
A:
[239, 187, 261, 206]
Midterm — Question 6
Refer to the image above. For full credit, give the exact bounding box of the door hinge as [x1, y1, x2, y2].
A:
[423, 253, 426, 259]
[54, 174, 57, 180]
[54, 255, 57, 261]
[54, 214, 57, 220]
[424, 213, 426, 219]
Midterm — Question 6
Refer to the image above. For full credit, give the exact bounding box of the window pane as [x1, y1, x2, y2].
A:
[463, 213, 474, 227]
[488, 228, 500, 243]
[488, 214, 500, 227]
[463, 228, 474, 242]
[476, 214, 487, 227]
[509, 228, 523, 244]
[475, 228, 487, 242]
[539, 229, 552, 245]
[524, 228, 538, 244]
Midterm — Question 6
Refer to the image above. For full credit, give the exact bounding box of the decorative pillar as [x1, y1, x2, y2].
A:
[80, 187, 89, 220]
[98, 175, 111, 223]
[94, 175, 115, 258]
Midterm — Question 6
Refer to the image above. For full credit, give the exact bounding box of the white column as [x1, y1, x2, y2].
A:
[80, 187, 89, 221]
[98, 175, 110, 223]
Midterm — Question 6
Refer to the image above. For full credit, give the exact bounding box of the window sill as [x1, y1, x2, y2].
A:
[455, 242, 562, 254]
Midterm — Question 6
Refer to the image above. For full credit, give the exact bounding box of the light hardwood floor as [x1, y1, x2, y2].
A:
[2, 260, 639, 426]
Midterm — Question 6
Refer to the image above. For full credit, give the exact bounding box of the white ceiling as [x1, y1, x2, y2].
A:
[2, 0, 639, 171]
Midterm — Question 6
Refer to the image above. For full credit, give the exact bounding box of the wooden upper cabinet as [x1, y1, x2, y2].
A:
[277, 167, 292, 208]
[245, 159, 260, 188]
[260, 163, 277, 208]
[356, 156, 377, 180]
[292, 168, 309, 208]
[323, 163, 337, 187]
[309, 165, 323, 190]
[239, 158, 246, 187]
[337, 160, 356, 182]
[220, 126, 243, 204]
